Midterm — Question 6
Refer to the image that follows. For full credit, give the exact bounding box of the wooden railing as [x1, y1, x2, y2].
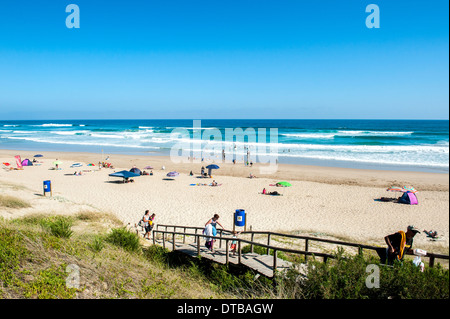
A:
[154, 224, 449, 269]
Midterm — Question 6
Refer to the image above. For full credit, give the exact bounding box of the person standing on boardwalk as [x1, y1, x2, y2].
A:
[205, 214, 224, 252]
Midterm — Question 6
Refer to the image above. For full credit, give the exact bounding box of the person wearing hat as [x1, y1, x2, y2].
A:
[380, 226, 421, 265]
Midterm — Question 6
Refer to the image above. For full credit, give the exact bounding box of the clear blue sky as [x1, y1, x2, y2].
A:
[0, 0, 448, 120]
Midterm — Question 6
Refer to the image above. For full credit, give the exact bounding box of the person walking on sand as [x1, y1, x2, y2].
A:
[143, 210, 156, 240]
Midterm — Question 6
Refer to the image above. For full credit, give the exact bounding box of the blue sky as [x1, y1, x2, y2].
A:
[0, 0, 448, 120]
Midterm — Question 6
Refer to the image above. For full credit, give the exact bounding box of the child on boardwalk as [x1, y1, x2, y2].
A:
[230, 231, 242, 256]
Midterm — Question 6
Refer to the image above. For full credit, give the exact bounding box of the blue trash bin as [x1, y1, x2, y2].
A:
[235, 209, 246, 227]
[43, 180, 51, 196]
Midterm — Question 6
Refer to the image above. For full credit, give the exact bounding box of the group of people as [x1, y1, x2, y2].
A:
[137, 210, 427, 270]
[203, 214, 240, 255]
[98, 161, 114, 169]
[140, 210, 156, 240]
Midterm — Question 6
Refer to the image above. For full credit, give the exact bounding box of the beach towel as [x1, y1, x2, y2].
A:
[15, 155, 23, 169]
[203, 224, 214, 242]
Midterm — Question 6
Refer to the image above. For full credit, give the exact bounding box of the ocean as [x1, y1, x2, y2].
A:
[0, 119, 448, 173]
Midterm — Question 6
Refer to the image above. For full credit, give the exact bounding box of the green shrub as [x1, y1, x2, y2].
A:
[0, 227, 28, 287]
[89, 235, 104, 252]
[41, 216, 73, 239]
[287, 249, 449, 299]
[106, 227, 141, 253]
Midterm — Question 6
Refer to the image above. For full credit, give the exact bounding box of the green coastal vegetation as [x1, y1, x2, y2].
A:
[1, 207, 448, 299]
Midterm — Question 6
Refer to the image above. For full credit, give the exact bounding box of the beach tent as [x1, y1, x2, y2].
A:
[21, 159, 33, 166]
[109, 170, 140, 182]
[398, 191, 418, 205]
[34, 154, 43, 158]
[130, 167, 142, 175]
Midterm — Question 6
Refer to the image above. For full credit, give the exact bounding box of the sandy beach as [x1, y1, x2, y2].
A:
[1, 149, 448, 254]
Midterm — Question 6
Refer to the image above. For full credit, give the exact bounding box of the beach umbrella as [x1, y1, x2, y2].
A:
[70, 163, 83, 168]
[144, 166, 153, 169]
[34, 154, 43, 158]
[206, 164, 220, 176]
[87, 163, 95, 166]
[109, 170, 140, 181]
[277, 181, 292, 187]
[387, 186, 418, 193]
[402, 186, 418, 193]
[53, 160, 62, 165]
[2, 162, 10, 166]
[166, 171, 179, 177]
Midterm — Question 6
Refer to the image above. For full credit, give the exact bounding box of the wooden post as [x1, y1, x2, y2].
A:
[194, 229, 198, 243]
[225, 239, 229, 265]
[267, 233, 271, 255]
[244, 212, 247, 231]
[219, 229, 222, 249]
[183, 227, 186, 244]
[233, 212, 236, 233]
[197, 236, 201, 257]
[238, 240, 242, 264]
[429, 255, 435, 268]
[152, 231, 155, 245]
[172, 232, 176, 251]
[162, 232, 166, 249]
[250, 232, 255, 253]
[273, 249, 278, 273]
[305, 239, 309, 262]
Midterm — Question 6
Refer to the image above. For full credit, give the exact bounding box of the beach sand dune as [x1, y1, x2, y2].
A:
[1, 150, 448, 254]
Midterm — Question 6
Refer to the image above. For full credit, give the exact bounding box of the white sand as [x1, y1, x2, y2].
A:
[1, 149, 448, 253]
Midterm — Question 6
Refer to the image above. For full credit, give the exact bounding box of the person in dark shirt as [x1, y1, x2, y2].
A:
[378, 225, 421, 265]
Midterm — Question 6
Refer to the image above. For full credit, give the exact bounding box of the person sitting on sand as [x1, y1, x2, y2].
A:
[211, 180, 218, 186]
[262, 188, 266, 194]
[189, 170, 193, 176]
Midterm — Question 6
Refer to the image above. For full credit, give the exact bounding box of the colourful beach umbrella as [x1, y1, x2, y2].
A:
[277, 181, 291, 187]
[166, 171, 179, 177]
[387, 186, 418, 193]
[402, 186, 418, 193]
[53, 160, 62, 165]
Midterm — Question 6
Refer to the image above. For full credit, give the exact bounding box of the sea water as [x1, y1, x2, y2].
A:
[0, 119, 448, 173]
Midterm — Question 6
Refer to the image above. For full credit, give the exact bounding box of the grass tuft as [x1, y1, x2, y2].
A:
[0, 194, 31, 209]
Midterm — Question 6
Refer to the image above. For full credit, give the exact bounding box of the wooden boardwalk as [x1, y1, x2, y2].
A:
[136, 224, 449, 278]
[152, 238, 295, 278]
